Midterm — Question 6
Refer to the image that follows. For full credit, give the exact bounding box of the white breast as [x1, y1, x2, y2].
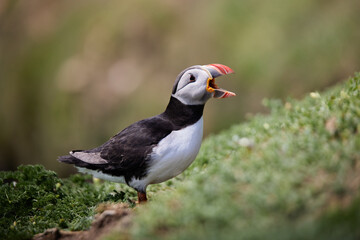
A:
[130, 117, 203, 189]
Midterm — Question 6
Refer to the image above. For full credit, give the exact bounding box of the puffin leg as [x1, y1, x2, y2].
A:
[137, 191, 147, 203]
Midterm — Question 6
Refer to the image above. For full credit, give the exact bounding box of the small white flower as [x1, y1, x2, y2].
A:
[340, 90, 349, 99]
[238, 137, 255, 148]
[263, 123, 270, 130]
[310, 92, 321, 98]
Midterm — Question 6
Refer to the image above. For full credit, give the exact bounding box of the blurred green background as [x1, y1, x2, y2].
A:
[0, 0, 359, 176]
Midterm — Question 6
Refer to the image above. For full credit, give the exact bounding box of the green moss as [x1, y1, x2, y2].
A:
[0, 165, 135, 240]
[130, 74, 360, 239]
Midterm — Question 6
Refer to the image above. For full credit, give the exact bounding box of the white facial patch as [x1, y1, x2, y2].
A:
[173, 69, 212, 105]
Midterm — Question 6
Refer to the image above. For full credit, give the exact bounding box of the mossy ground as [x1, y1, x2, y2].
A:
[1, 74, 360, 239]
[0, 165, 136, 240]
[129, 74, 360, 239]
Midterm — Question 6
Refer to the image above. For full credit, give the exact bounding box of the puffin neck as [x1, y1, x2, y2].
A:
[162, 96, 204, 128]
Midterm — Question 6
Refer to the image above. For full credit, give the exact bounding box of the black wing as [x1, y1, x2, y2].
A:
[58, 115, 174, 180]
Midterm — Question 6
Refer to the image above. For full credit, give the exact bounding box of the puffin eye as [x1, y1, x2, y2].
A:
[189, 74, 196, 82]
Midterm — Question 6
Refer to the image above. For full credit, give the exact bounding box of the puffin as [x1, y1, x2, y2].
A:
[58, 64, 235, 203]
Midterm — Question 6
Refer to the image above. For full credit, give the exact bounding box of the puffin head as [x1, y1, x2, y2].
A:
[172, 64, 236, 105]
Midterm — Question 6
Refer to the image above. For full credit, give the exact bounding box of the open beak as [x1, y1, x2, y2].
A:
[202, 64, 236, 98]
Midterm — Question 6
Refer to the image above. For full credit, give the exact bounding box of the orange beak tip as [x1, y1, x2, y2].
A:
[222, 91, 236, 98]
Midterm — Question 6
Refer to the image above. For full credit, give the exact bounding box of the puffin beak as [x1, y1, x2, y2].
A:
[202, 64, 236, 98]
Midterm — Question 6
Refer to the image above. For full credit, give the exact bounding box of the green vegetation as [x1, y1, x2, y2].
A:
[1, 74, 359, 239]
[128, 74, 360, 239]
[0, 165, 136, 240]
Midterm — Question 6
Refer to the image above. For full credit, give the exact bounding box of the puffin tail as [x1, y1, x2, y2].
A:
[57, 154, 78, 164]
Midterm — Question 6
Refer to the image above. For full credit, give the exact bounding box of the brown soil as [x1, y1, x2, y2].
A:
[33, 203, 132, 240]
